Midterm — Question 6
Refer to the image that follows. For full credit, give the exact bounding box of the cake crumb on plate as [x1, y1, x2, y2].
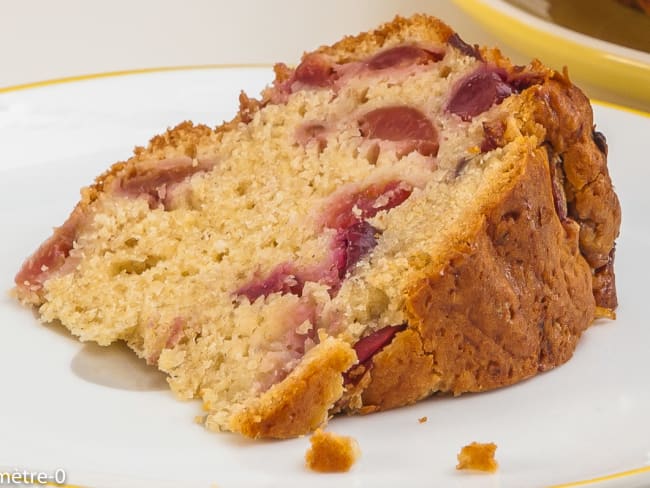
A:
[456, 442, 498, 473]
[305, 428, 360, 473]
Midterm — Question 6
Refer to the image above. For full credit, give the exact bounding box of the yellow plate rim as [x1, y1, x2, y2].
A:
[0, 63, 273, 94]
[1, 63, 648, 119]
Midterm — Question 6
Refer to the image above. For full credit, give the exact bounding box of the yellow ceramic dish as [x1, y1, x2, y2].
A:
[454, 0, 650, 107]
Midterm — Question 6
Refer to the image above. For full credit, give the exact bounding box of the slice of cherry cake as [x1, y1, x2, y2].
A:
[14, 15, 620, 439]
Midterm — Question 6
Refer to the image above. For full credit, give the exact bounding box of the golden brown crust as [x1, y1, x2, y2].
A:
[521, 75, 621, 308]
[316, 14, 454, 62]
[229, 337, 356, 439]
[359, 329, 438, 410]
[356, 143, 595, 405]
[527, 76, 621, 270]
[593, 249, 618, 309]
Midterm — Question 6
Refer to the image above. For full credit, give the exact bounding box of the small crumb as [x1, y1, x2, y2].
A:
[418, 416, 428, 423]
[305, 428, 361, 473]
[456, 442, 498, 473]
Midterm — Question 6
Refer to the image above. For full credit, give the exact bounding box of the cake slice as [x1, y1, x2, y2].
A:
[14, 15, 621, 439]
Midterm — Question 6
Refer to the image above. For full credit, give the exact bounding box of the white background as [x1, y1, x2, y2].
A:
[0, 1, 497, 87]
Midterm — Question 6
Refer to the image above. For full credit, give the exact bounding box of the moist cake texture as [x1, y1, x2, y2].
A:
[14, 15, 621, 438]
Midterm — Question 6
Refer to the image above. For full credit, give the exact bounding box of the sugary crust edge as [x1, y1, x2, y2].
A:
[315, 13, 454, 60]
[228, 337, 356, 439]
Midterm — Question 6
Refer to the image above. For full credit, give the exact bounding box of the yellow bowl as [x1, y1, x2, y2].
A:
[453, 0, 650, 109]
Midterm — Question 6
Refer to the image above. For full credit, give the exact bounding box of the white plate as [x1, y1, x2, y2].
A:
[1, 67, 649, 488]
